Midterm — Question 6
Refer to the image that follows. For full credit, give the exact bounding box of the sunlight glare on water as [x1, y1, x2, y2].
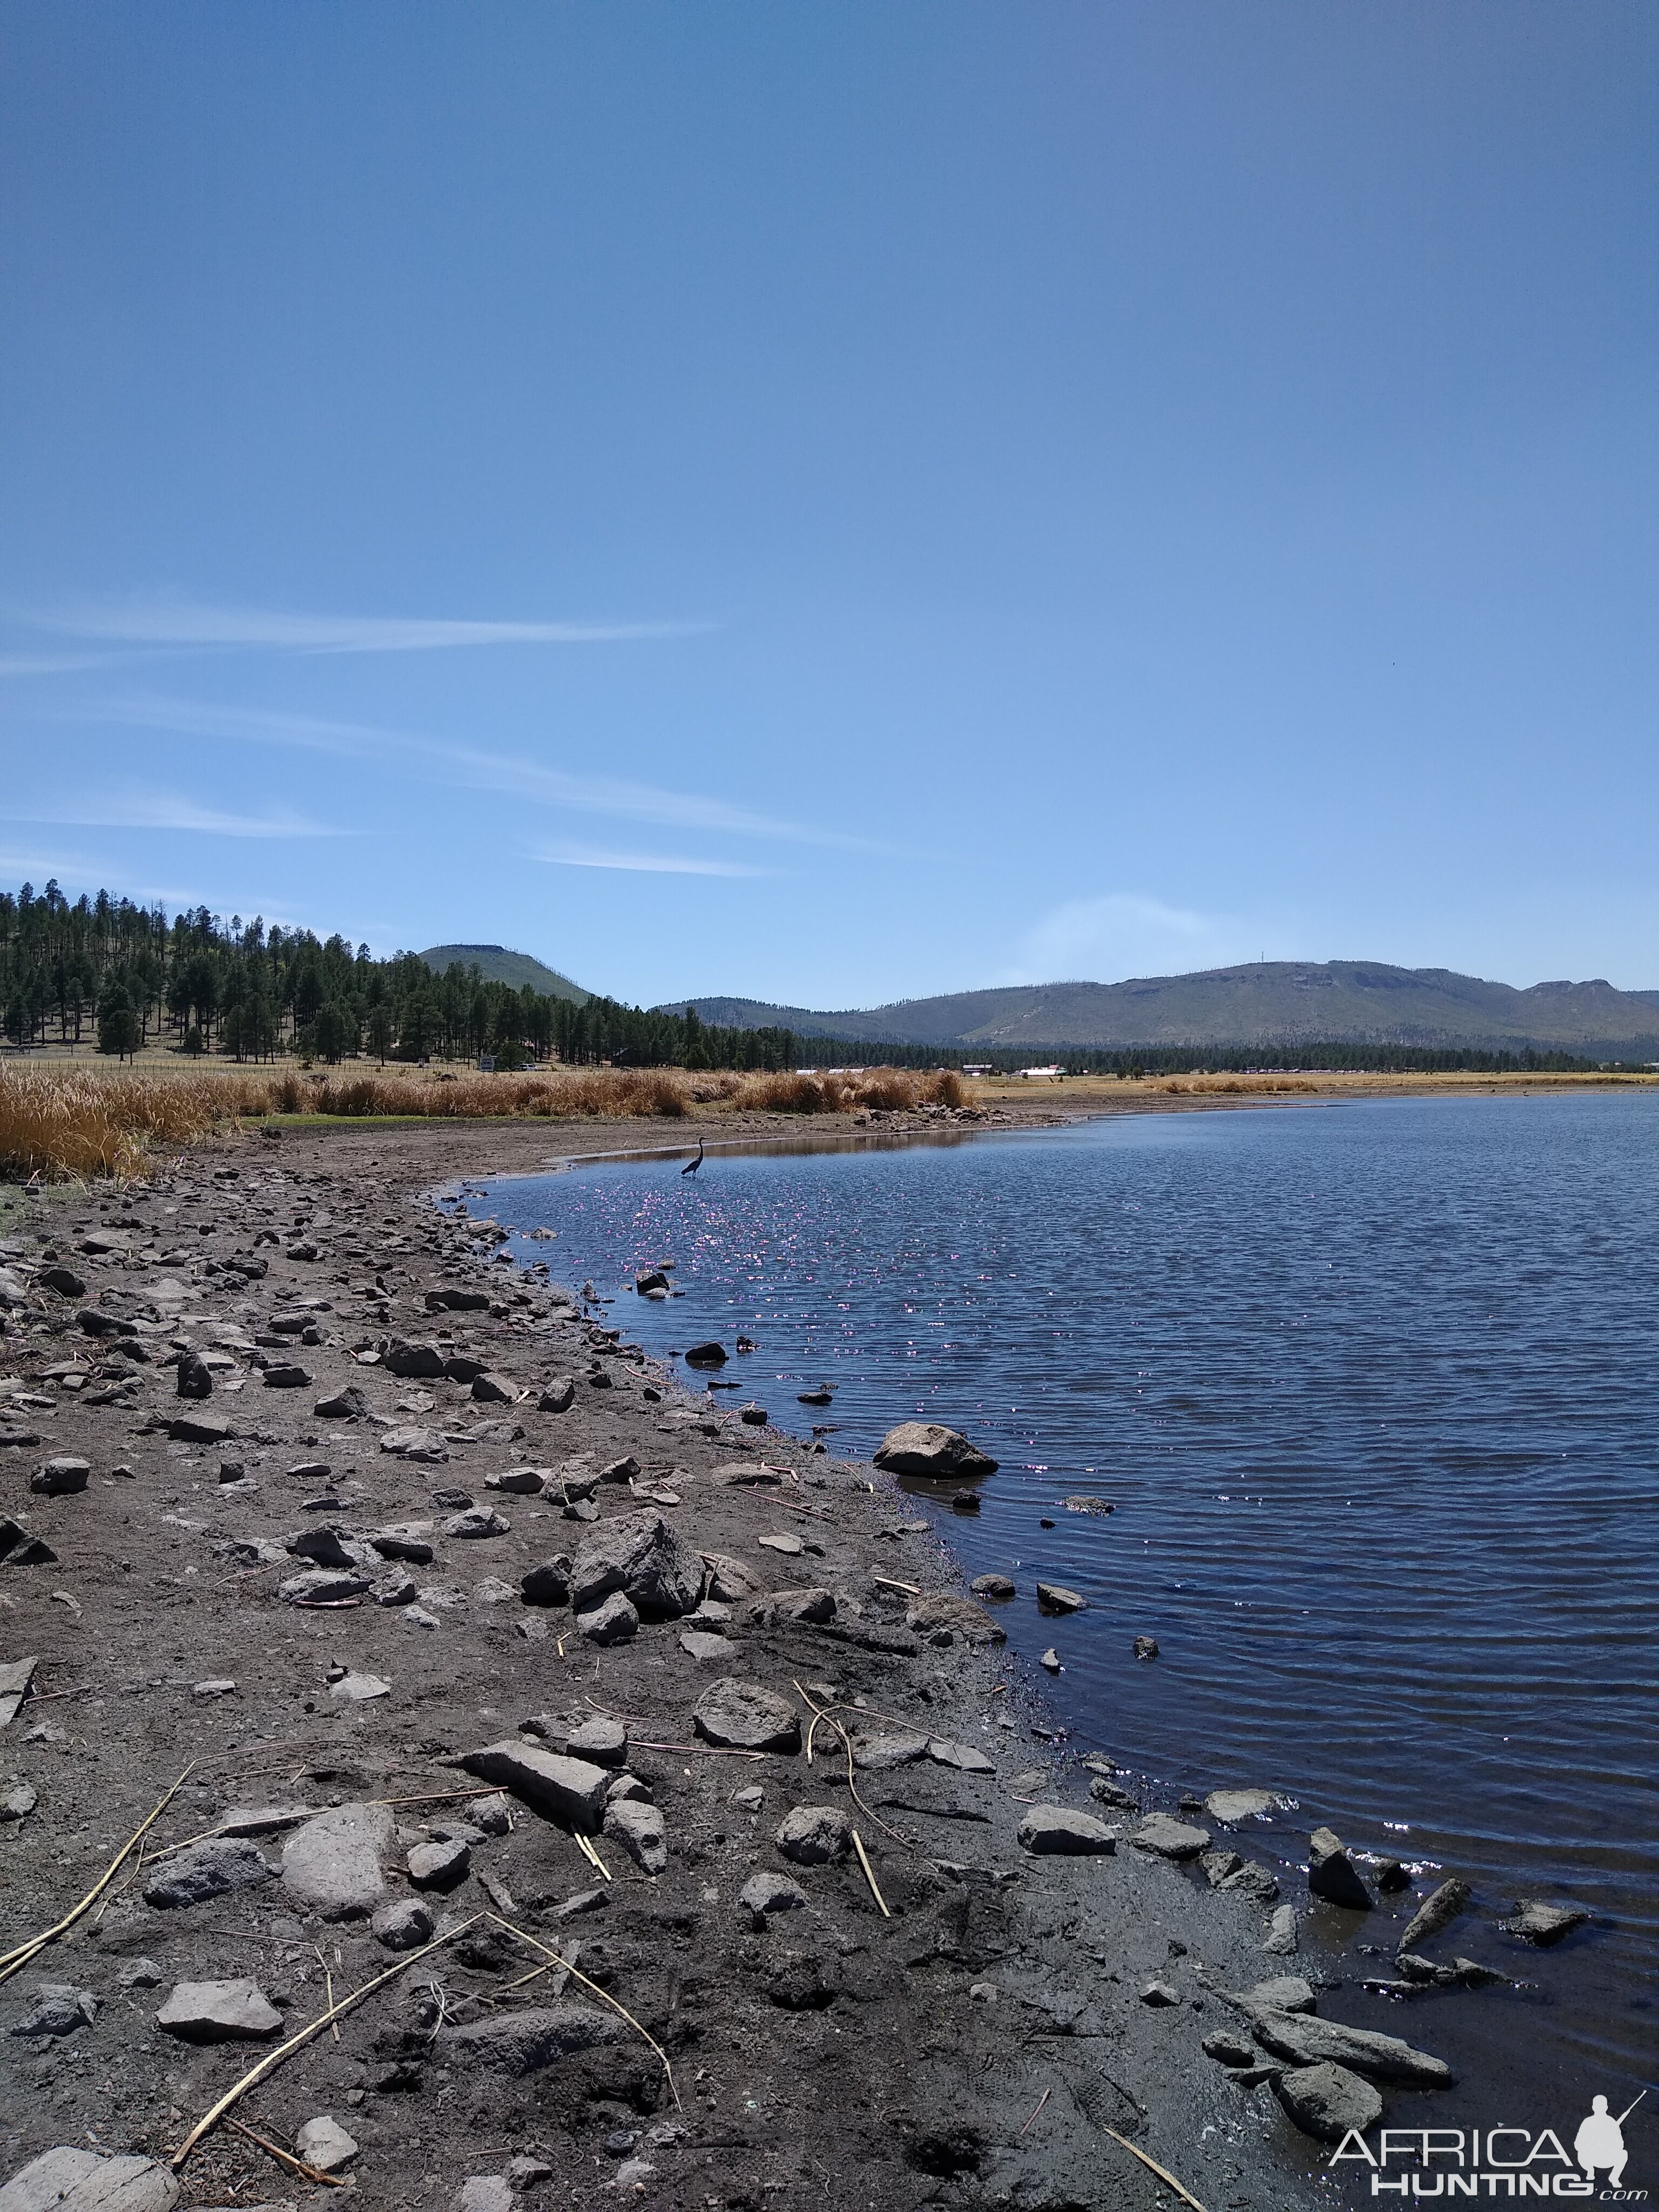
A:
[481, 1092, 1659, 2109]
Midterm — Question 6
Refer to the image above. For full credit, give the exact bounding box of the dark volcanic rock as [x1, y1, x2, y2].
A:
[144, 1838, 273, 1908]
[1500, 1899, 1590, 1946]
[1308, 1826, 1373, 1911]
[384, 1339, 447, 1379]
[442, 2000, 622, 2076]
[1274, 2061, 1384, 2143]
[569, 1509, 700, 1618]
[1397, 1877, 1472, 1957]
[872, 1422, 997, 1477]
[693, 1677, 801, 1754]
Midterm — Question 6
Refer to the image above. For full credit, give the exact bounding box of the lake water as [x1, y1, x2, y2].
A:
[473, 1093, 1657, 2123]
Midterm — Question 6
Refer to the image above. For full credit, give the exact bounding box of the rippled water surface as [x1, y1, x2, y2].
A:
[480, 1094, 1658, 2112]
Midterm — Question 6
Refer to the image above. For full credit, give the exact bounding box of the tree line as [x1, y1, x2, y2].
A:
[1, 881, 1638, 1075]
[0, 880, 814, 1071]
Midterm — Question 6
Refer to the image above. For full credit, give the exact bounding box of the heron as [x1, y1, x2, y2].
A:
[682, 1139, 704, 1177]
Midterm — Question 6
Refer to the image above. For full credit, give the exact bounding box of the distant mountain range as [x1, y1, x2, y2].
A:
[419, 943, 591, 1005]
[660, 962, 1659, 1055]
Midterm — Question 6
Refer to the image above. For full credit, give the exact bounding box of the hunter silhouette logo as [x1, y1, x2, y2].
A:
[1331, 2089, 1647, 2198]
[1576, 2096, 1640, 2192]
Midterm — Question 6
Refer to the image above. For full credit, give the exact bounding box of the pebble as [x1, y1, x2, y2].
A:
[11, 1983, 99, 2038]
[372, 1898, 435, 1951]
[280, 1802, 395, 1919]
[408, 1837, 471, 1890]
[738, 1871, 806, 1928]
[567, 1715, 628, 1766]
[443, 1507, 510, 1539]
[775, 1804, 852, 1865]
[604, 1797, 667, 1873]
[294, 2116, 360, 2174]
[1264, 1904, 1299, 1954]
[328, 1671, 391, 1702]
[144, 1838, 273, 1910]
[1202, 2029, 1258, 2066]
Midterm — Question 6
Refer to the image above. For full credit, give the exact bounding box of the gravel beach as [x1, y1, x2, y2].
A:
[0, 1113, 1462, 2210]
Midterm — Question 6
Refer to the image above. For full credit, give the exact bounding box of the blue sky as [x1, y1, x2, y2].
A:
[2, 3, 1655, 1008]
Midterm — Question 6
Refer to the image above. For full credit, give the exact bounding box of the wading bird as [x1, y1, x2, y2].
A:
[682, 1139, 704, 1177]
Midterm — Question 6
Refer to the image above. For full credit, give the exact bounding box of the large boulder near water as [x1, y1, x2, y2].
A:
[1308, 1825, 1372, 1910]
[1131, 1812, 1211, 1862]
[906, 1592, 1005, 1645]
[1017, 1805, 1118, 1856]
[1273, 2062, 1383, 2143]
[1245, 2006, 1452, 2087]
[872, 1423, 997, 1478]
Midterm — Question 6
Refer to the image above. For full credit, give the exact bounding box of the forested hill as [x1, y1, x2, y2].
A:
[418, 943, 591, 1004]
[0, 880, 800, 1069]
[673, 962, 1659, 1055]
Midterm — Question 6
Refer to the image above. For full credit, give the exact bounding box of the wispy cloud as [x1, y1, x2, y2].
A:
[999, 891, 1278, 984]
[534, 844, 770, 878]
[24, 597, 711, 654]
[11, 791, 349, 838]
[0, 653, 118, 679]
[76, 694, 873, 853]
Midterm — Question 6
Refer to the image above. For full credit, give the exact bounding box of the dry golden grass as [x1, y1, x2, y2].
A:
[733, 1067, 966, 1114]
[0, 1063, 259, 1181]
[0, 1059, 973, 1179]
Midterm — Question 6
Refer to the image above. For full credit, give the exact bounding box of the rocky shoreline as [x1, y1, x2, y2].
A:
[0, 1116, 1492, 2212]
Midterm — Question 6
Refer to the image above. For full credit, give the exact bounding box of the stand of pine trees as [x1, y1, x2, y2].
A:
[0, 881, 804, 1071]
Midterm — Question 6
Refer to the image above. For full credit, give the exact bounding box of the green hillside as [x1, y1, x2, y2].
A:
[420, 943, 591, 1005]
[669, 962, 1659, 1055]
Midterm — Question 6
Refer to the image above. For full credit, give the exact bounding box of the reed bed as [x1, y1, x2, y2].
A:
[1155, 1075, 1321, 1096]
[0, 1059, 968, 1179]
[0, 1063, 265, 1181]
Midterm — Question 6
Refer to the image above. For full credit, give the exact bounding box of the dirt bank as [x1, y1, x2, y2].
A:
[0, 1116, 1419, 2211]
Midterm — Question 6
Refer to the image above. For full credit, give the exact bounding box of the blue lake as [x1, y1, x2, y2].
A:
[472, 1092, 1658, 2115]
